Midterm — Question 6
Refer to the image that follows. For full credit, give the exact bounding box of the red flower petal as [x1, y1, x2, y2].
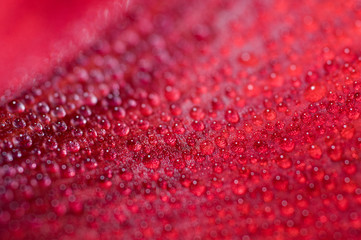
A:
[1, 0, 361, 239]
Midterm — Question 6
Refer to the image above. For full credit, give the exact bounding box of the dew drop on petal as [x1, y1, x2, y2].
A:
[304, 82, 326, 102]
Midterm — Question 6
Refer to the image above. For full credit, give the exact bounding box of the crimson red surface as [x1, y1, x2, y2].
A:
[1, 0, 361, 239]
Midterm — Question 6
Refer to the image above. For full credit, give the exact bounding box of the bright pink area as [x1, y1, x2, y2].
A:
[0, 0, 128, 98]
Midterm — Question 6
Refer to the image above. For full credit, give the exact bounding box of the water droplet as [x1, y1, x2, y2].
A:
[304, 82, 326, 102]
[341, 124, 354, 139]
[215, 136, 227, 148]
[273, 175, 289, 191]
[140, 103, 153, 116]
[264, 108, 277, 121]
[43, 137, 58, 151]
[143, 153, 160, 169]
[276, 154, 292, 169]
[7, 100, 25, 113]
[114, 123, 130, 136]
[191, 120, 205, 131]
[231, 141, 245, 153]
[35, 102, 50, 114]
[308, 145, 322, 159]
[253, 140, 268, 153]
[225, 109, 239, 123]
[164, 86, 180, 102]
[189, 106, 205, 120]
[280, 137, 295, 152]
[12, 118, 26, 128]
[232, 179, 247, 195]
[328, 145, 342, 161]
[13, 134, 33, 148]
[200, 140, 214, 155]
[51, 106, 66, 118]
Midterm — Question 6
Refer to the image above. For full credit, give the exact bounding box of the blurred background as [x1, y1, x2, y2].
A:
[0, 0, 128, 99]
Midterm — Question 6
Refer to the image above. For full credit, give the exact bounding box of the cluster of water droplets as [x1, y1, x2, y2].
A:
[1, 0, 361, 239]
